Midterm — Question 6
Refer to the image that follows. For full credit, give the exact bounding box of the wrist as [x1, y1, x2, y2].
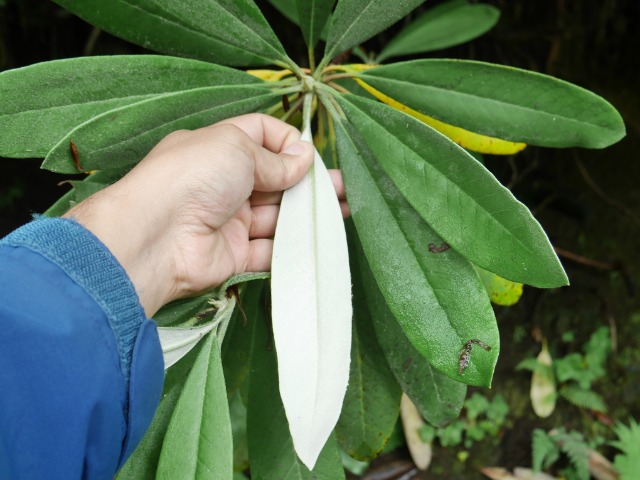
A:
[64, 181, 177, 316]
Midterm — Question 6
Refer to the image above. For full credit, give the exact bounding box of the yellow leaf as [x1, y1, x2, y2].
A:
[353, 78, 527, 155]
[245, 69, 293, 82]
[476, 266, 524, 306]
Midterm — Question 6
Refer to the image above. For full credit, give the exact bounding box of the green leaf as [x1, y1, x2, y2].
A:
[335, 241, 402, 460]
[559, 385, 606, 413]
[229, 391, 250, 472]
[247, 313, 346, 479]
[334, 92, 568, 288]
[221, 281, 263, 399]
[332, 101, 500, 386]
[117, 341, 204, 479]
[532, 429, 560, 472]
[351, 225, 467, 420]
[156, 333, 233, 479]
[611, 418, 640, 480]
[43, 85, 280, 173]
[358, 59, 625, 148]
[153, 294, 215, 328]
[296, 0, 336, 48]
[267, 0, 299, 24]
[323, 0, 426, 65]
[0, 55, 257, 158]
[53, 0, 283, 66]
[377, 0, 500, 62]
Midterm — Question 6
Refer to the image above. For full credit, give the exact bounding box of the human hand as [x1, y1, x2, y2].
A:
[65, 114, 348, 316]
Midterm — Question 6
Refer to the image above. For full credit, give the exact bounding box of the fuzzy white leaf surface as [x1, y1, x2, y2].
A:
[271, 125, 352, 470]
[157, 295, 235, 369]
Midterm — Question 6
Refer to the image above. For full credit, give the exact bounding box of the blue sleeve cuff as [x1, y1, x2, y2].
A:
[0, 217, 145, 392]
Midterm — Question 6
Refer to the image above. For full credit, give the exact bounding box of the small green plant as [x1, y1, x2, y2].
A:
[610, 418, 640, 480]
[419, 393, 509, 449]
[0, 0, 625, 477]
[518, 327, 611, 416]
[532, 428, 591, 480]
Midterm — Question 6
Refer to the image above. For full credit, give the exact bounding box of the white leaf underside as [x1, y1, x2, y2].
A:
[271, 126, 352, 469]
[157, 296, 235, 369]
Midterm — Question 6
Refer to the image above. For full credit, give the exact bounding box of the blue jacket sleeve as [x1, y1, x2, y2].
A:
[0, 217, 164, 480]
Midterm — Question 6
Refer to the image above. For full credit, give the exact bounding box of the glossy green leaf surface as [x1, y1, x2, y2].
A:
[377, 0, 500, 62]
[323, 0, 426, 64]
[157, 333, 232, 479]
[336, 239, 401, 460]
[53, 0, 274, 65]
[334, 93, 568, 288]
[296, 0, 336, 48]
[333, 118, 499, 385]
[43, 86, 279, 173]
[352, 234, 467, 425]
[359, 60, 626, 148]
[0, 55, 257, 158]
[247, 316, 346, 479]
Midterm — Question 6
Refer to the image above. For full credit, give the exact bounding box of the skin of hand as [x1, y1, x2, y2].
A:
[64, 113, 348, 317]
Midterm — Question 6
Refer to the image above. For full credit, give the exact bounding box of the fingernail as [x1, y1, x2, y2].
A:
[283, 141, 309, 156]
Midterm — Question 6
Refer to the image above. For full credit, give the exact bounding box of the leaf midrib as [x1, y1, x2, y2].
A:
[345, 127, 468, 343]
[80, 87, 275, 156]
[361, 73, 612, 132]
[326, 1, 375, 59]
[342, 95, 538, 261]
[120, 0, 280, 62]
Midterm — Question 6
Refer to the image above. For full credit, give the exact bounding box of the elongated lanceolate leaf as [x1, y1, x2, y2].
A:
[53, 0, 274, 66]
[377, 0, 500, 62]
[333, 119, 498, 385]
[335, 93, 568, 288]
[296, 0, 336, 48]
[221, 281, 263, 398]
[267, 0, 299, 24]
[157, 295, 235, 369]
[0, 55, 259, 157]
[116, 343, 204, 480]
[271, 126, 352, 469]
[152, 0, 290, 65]
[323, 0, 426, 64]
[248, 316, 346, 479]
[336, 238, 401, 460]
[359, 60, 625, 148]
[43, 85, 279, 173]
[353, 77, 526, 155]
[349, 225, 467, 421]
[156, 333, 233, 479]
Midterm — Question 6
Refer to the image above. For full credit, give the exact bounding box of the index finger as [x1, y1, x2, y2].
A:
[217, 113, 302, 154]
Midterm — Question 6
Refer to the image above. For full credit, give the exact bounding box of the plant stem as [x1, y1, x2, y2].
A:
[323, 73, 356, 82]
[280, 96, 304, 123]
[315, 56, 331, 79]
[301, 93, 314, 134]
[308, 46, 316, 72]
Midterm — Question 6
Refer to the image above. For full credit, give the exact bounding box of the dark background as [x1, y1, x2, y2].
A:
[1, 1, 639, 477]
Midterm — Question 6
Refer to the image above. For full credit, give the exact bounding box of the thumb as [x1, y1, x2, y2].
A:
[253, 140, 315, 192]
